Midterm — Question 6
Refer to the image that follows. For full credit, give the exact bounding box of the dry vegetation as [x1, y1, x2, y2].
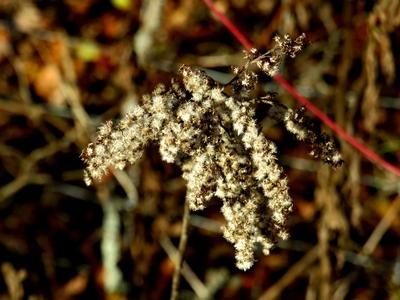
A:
[0, 0, 400, 299]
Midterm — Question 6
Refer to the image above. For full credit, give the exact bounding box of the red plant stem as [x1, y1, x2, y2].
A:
[202, 0, 253, 50]
[201, 0, 400, 177]
[274, 74, 400, 177]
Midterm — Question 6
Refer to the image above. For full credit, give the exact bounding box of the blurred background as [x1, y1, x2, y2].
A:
[1, 0, 400, 299]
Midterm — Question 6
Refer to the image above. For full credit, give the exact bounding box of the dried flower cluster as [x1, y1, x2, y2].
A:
[82, 35, 342, 270]
[252, 34, 306, 77]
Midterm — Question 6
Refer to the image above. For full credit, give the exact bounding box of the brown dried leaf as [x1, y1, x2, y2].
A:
[33, 64, 65, 106]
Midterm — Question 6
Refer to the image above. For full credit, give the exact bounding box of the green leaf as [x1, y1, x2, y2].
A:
[111, 0, 132, 11]
[76, 41, 100, 62]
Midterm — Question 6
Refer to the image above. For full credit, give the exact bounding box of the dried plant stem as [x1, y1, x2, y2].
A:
[170, 199, 190, 300]
[0, 137, 71, 203]
[201, 0, 400, 178]
[160, 235, 210, 299]
[333, 195, 400, 299]
[59, 33, 90, 145]
[362, 195, 400, 255]
[258, 246, 318, 300]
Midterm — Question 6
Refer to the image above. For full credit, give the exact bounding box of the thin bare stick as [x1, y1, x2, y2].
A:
[113, 170, 139, 206]
[59, 33, 91, 145]
[362, 195, 400, 255]
[333, 195, 400, 300]
[0, 137, 71, 202]
[160, 235, 210, 299]
[170, 199, 191, 300]
[13, 57, 33, 104]
[258, 247, 318, 300]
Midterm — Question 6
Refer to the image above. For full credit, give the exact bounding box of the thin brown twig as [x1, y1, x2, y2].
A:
[170, 199, 191, 300]
[12, 57, 33, 104]
[0, 134, 72, 203]
[160, 235, 210, 299]
[362, 195, 400, 255]
[0, 98, 45, 119]
[59, 33, 91, 146]
[258, 246, 319, 300]
[333, 195, 400, 300]
[1, 262, 27, 300]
